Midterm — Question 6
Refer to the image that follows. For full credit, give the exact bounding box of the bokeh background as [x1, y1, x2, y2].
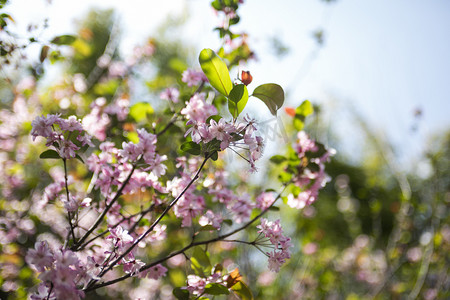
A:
[1, 0, 449, 299]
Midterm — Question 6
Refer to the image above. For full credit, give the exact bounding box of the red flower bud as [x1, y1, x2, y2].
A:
[241, 70, 253, 85]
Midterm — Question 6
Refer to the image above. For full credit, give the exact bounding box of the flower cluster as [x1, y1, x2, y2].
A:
[184, 272, 226, 296]
[86, 128, 166, 199]
[181, 95, 265, 171]
[181, 69, 207, 87]
[257, 218, 292, 272]
[287, 131, 334, 209]
[31, 114, 93, 159]
[26, 241, 86, 300]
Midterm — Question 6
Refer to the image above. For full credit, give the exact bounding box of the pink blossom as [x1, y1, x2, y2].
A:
[174, 192, 205, 227]
[58, 115, 83, 132]
[120, 141, 143, 162]
[148, 154, 168, 177]
[209, 118, 236, 149]
[107, 225, 134, 249]
[160, 87, 180, 103]
[185, 274, 206, 295]
[180, 93, 217, 123]
[255, 192, 275, 210]
[267, 250, 289, 272]
[124, 259, 145, 276]
[182, 69, 207, 87]
[76, 133, 94, 147]
[184, 120, 203, 143]
[199, 210, 222, 230]
[231, 194, 254, 223]
[295, 131, 317, 156]
[58, 139, 80, 159]
[62, 195, 79, 212]
[287, 191, 311, 209]
[26, 241, 54, 272]
[53, 249, 80, 267]
[31, 114, 61, 141]
[30, 283, 55, 300]
[139, 264, 168, 280]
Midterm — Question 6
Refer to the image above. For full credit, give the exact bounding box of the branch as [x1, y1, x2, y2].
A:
[63, 158, 76, 247]
[72, 164, 137, 251]
[84, 182, 287, 292]
[86, 154, 212, 288]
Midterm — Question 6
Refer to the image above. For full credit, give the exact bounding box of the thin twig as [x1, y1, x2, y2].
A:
[72, 164, 137, 251]
[63, 159, 76, 246]
[86, 154, 211, 288]
[84, 182, 288, 292]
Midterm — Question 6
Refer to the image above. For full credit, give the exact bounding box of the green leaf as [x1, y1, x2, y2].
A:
[191, 247, 212, 276]
[231, 281, 253, 300]
[294, 100, 314, 130]
[293, 117, 305, 131]
[252, 83, 284, 115]
[93, 79, 120, 96]
[305, 142, 327, 159]
[210, 151, 219, 161]
[278, 171, 292, 183]
[206, 115, 222, 124]
[296, 100, 314, 116]
[39, 150, 60, 159]
[181, 141, 201, 156]
[75, 154, 84, 164]
[228, 84, 249, 118]
[268, 206, 280, 211]
[205, 283, 230, 295]
[308, 162, 320, 172]
[173, 287, 189, 300]
[50, 34, 76, 45]
[129, 102, 154, 122]
[40, 45, 49, 63]
[200, 225, 217, 231]
[211, 0, 222, 10]
[223, 219, 233, 226]
[269, 155, 287, 164]
[199, 48, 233, 96]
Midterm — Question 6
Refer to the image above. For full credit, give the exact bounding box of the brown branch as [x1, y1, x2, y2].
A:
[84, 182, 287, 292]
[85, 154, 212, 289]
[72, 164, 137, 251]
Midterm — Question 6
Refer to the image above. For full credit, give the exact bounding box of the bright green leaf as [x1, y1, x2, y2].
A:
[181, 141, 201, 156]
[252, 83, 284, 115]
[191, 247, 212, 276]
[205, 283, 230, 295]
[231, 281, 253, 300]
[199, 48, 233, 96]
[293, 117, 305, 131]
[93, 79, 120, 96]
[50, 34, 77, 45]
[130, 102, 154, 122]
[296, 100, 314, 117]
[228, 84, 249, 118]
[39, 150, 60, 159]
[278, 171, 292, 183]
[294, 100, 314, 130]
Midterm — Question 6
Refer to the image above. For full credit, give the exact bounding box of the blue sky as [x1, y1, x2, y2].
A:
[7, 0, 450, 169]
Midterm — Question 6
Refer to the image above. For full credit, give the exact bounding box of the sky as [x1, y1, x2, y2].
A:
[5, 0, 450, 170]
